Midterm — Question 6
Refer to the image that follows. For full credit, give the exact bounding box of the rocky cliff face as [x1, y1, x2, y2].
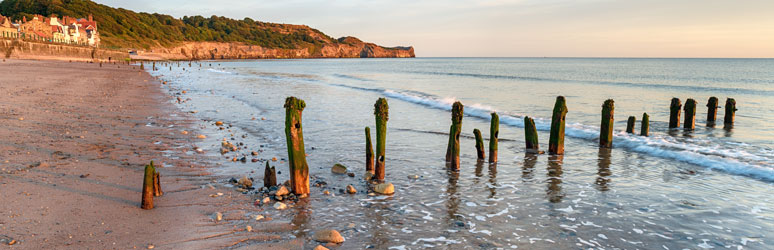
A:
[139, 40, 414, 60]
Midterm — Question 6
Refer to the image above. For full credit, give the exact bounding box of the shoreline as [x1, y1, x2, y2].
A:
[0, 59, 300, 249]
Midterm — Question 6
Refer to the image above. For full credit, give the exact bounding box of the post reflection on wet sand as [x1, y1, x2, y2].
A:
[488, 163, 497, 198]
[445, 169, 461, 227]
[364, 195, 390, 248]
[523, 153, 538, 181]
[546, 155, 564, 203]
[597, 147, 612, 191]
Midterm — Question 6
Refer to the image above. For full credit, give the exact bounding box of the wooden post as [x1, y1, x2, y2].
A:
[524, 116, 541, 154]
[488, 113, 499, 163]
[724, 98, 736, 126]
[640, 112, 649, 136]
[153, 169, 163, 197]
[374, 98, 389, 181]
[284, 96, 309, 195]
[706, 97, 718, 123]
[548, 96, 567, 155]
[140, 62, 144, 70]
[669, 98, 682, 128]
[141, 161, 155, 210]
[473, 129, 485, 160]
[626, 116, 636, 134]
[600, 99, 614, 148]
[264, 161, 276, 187]
[152, 61, 156, 71]
[446, 101, 464, 170]
[683, 98, 696, 130]
[365, 126, 374, 174]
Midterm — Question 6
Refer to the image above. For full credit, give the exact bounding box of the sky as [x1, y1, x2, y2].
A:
[94, 0, 774, 58]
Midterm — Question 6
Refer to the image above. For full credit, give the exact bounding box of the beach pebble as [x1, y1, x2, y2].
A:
[261, 197, 271, 205]
[197, 135, 207, 139]
[408, 175, 419, 179]
[313, 229, 345, 243]
[347, 173, 355, 177]
[374, 183, 395, 195]
[147, 244, 155, 249]
[246, 225, 253, 232]
[276, 186, 290, 196]
[313, 245, 329, 250]
[331, 164, 348, 174]
[255, 215, 264, 221]
[323, 190, 330, 195]
[215, 121, 223, 126]
[251, 151, 258, 156]
[364, 172, 374, 181]
[238, 176, 252, 188]
[346, 185, 357, 194]
[214, 212, 223, 221]
[274, 202, 288, 210]
[347, 223, 356, 228]
[181, 130, 188, 135]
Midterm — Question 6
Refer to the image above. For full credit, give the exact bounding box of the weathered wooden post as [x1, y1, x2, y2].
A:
[365, 127, 374, 174]
[140, 62, 144, 70]
[446, 101, 464, 169]
[683, 98, 696, 130]
[264, 161, 276, 187]
[489, 113, 499, 163]
[473, 129, 485, 160]
[141, 161, 156, 209]
[724, 98, 736, 126]
[548, 96, 568, 155]
[153, 169, 163, 197]
[669, 98, 682, 128]
[524, 116, 541, 154]
[374, 98, 389, 181]
[600, 99, 614, 148]
[284, 96, 309, 195]
[640, 113, 649, 136]
[706, 97, 718, 123]
[626, 116, 636, 134]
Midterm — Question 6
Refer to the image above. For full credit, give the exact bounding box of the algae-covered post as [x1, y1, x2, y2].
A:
[446, 102, 464, 170]
[524, 116, 541, 154]
[724, 98, 737, 127]
[626, 116, 636, 134]
[284, 96, 309, 195]
[140, 62, 144, 70]
[152, 61, 156, 71]
[365, 126, 374, 174]
[548, 96, 568, 155]
[374, 98, 389, 181]
[141, 161, 156, 210]
[669, 98, 682, 128]
[600, 99, 614, 148]
[489, 113, 499, 163]
[706, 97, 719, 124]
[264, 161, 276, 187]
[473, 129, 485, 160]
[640, 113, 650, 136]
[684, 98, 697, 130]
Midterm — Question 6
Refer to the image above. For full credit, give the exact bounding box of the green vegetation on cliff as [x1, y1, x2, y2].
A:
[0, 0, 338, 50]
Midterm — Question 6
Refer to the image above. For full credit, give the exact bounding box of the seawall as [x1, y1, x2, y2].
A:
[0, 39, 128, 62]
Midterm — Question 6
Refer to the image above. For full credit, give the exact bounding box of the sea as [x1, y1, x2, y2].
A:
[149, 58, 773, 249]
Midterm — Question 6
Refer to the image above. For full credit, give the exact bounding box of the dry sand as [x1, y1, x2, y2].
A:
[0, 59, 301, 249]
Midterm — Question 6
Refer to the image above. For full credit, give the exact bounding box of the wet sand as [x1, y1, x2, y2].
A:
[0, 60, 300, 249]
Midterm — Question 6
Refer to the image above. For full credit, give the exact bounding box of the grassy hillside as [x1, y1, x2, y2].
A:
[0, 0, 338, 50]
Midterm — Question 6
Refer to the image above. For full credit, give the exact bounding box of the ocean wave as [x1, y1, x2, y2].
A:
[206, 68, 233, 74]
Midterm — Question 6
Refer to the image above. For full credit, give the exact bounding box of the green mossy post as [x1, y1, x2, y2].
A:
[264, 161, 276, 188]
[669, 98, 682, 128]
[626, 116, 636, 134]
[152, 62, 156, 71]
[153, 169, 162, 197]
[549, 96, 568, 155]
[473, 129, 485, 160]
[683, 98, 697, 130]
[640, 113, 650, 136]
[284, 96, 309, 195]
[446, 102, 464, 170]
[365, 127, 374, 174]
[600, 99, 615, 148]
[489, 113, 499, 163]
[724, 98, 737, 126]
[141, 161, 156, 210]
[374, 98, 389, 181]
[706, 97, 719, 123]
[524, 116, 541, 154]
[140, 62, 144, 70]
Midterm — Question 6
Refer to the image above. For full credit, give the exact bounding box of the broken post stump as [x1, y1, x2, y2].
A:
[489, 113, 499, 163]
[365, 127, 374, 174]
[549, 96, 568, 155]
[374, 98, 389, 181]
[684, 98, 696, 130]
[153, 169, 163, 197]
[284, 96, 309, 195]
[724, 98, 736, 126]
[626, 116, 636, 134]
[141, 161, 156, 210]
[669, 98, 682, 128]
[446, 101, 464, 170]
[264, 161, 276, 188]
[473, 129, 485, 160]
[707, 97, 718, 123]
[600, 99, 614, 148]
[524, 116, 541, 154]
[640, 113, 650, 136]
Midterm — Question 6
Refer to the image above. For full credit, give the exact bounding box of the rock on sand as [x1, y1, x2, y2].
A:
[313, 229, 345, 243]
[331, 164, 347, 174]
[374, 183, 395, 195]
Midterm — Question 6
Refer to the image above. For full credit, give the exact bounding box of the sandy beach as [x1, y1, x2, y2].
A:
[0, 59, 300, 249]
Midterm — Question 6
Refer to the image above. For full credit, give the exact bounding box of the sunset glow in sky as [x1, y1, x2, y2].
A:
[96, 0, 774, 58]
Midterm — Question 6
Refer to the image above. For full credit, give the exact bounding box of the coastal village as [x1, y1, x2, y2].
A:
[0, 13, 99, 47]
